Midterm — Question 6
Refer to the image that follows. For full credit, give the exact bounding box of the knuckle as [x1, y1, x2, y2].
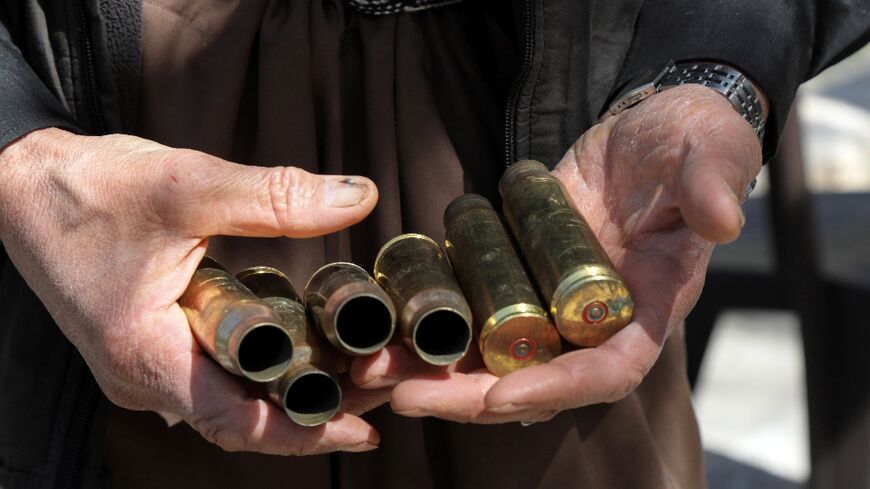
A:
[266, 166, 315, 229]
[99, 382, 138, 410]
[608, 364, 647, 403]
[601, 347, 651, 403]
[149, 150, 211, 224]
[96, 345, 137, 387]
[288, 434, 316, 456]
[167, 149, 217, 170]
[191, 410, 249, 452]
[93, 370, 150, 412]
[92, 354, 155, 412]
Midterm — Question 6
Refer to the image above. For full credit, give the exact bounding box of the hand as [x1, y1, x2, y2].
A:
[353, 85, 763, 422]
[0, 128, 384, 454]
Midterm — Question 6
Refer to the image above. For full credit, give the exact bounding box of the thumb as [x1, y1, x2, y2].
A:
[165, 153, 378, 238]
[677, 126, 761, 244]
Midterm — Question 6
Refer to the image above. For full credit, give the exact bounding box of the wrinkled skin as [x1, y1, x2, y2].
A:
[0, 83, 763, 454]
[352, 85, 764, 424]
[0, 128, 388, 454]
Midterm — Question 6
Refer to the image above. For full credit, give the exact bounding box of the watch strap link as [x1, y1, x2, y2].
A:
[660, 63, 765, 139]
[603, 61, 766, 141]
[604, 63, 674, 116]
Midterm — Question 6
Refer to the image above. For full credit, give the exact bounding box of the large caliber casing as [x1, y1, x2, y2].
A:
[499, 160, 634, 346]
[237, 267, 342, 427]
[304, 262, 396, 356]
[444, 194, 561, 376]
[178, 257, 293, 382]
[374, 234, 472, 366]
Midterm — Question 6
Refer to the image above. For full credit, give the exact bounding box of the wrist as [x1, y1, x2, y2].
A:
[0, 126, 78, 176]
[0, 126, 78, 158]
[0, 128, 78, 234]
[603, 61, 768, 139]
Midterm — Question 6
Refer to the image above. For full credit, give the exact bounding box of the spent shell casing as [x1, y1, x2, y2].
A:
[237, 267, 342, 426]
[499, 160, 634, 346]
[444, 194, 561, 376]
[304, 262, 396, 356]
[178, 257, 293, 382]
[374, 234, 472, 365]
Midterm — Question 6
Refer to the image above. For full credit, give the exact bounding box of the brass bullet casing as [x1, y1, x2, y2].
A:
[374, 234, 473, 366]
[237, 267, 342, 427]
[444, 194, 562, 376]
[304, 262, 396, 356]
[499, 160, 634, 347]
[178, 257, 294, 382]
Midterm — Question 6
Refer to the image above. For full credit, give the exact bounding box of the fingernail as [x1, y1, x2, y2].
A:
[393, 408, 430, 418]
[738, 207, 746, 229]
[487, 403, 527, 414]
[155, 410, 183, 427]
[325, 177, 370, 207]
[339, 442, 378, 453]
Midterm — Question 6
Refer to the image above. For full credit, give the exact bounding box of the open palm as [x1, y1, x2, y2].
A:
[353, 85, 763, 423]
[0, 129, 386, 453]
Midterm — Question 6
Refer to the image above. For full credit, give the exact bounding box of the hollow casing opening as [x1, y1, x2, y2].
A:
[237, 325, 293, 381]
[414, 309, 471, 365]
[284, 372, 342, 426]
[335, 296, 394, 352]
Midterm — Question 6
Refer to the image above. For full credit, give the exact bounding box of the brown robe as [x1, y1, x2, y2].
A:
[103, 1, 706, 487]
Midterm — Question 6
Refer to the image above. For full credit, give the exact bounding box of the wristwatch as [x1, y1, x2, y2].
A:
[602, 61, 766, 141]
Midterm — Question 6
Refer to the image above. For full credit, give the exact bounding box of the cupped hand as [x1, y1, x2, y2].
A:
[0, 128, 384, 454]
[353, 84, 763, 423]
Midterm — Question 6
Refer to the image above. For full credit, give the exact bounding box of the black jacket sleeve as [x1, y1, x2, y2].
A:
[0, 18, 81, 151]
[608, 0, 870, 161]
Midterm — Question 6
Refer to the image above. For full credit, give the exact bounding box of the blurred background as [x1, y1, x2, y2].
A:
[691, 44, 870, 488]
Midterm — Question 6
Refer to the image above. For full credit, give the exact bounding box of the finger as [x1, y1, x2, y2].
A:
[390, 370, 557, 424]
[350, 345, 448, 389]
[183, 354, 380, 455]
[678, 117, 762, 244]
[155, 295, 378, 455]
[483, 312, 662, 413]
[161, 153, 378, 238]
[340, 381, 392, 416]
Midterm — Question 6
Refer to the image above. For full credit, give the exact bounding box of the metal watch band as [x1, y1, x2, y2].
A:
[603, 61, 766, 141]
[347, 0, 464, 15]
[659, 62, 765, 140]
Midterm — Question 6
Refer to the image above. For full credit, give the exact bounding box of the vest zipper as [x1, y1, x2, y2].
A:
[55, 2, 107, 488]
[55, 371, 100, 489]
[75, 0, 107, 135]
[504, 0, 535, 167]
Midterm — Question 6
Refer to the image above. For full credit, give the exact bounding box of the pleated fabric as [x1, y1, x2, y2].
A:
[103, 2, 706, 487]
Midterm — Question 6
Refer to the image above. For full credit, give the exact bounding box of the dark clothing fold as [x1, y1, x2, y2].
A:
[608, 0, 870, 160]
[0, 0, 868, 488]
[103, 4, 702, 487]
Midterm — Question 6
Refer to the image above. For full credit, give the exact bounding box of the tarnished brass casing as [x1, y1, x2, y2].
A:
[499, 160, 634, 346]
[374, 234, 473, 365]
[304, 262, 396, 356]
[178, 257, 293, 382]
[444, 194, 561, 376]
[237, 267, 342, 426]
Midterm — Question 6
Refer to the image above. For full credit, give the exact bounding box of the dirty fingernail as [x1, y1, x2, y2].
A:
[487, 403, 526, 414]
[325, 177, 370, 207]
[393, 408, 430, 418]
[340, 441, 379, 453]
